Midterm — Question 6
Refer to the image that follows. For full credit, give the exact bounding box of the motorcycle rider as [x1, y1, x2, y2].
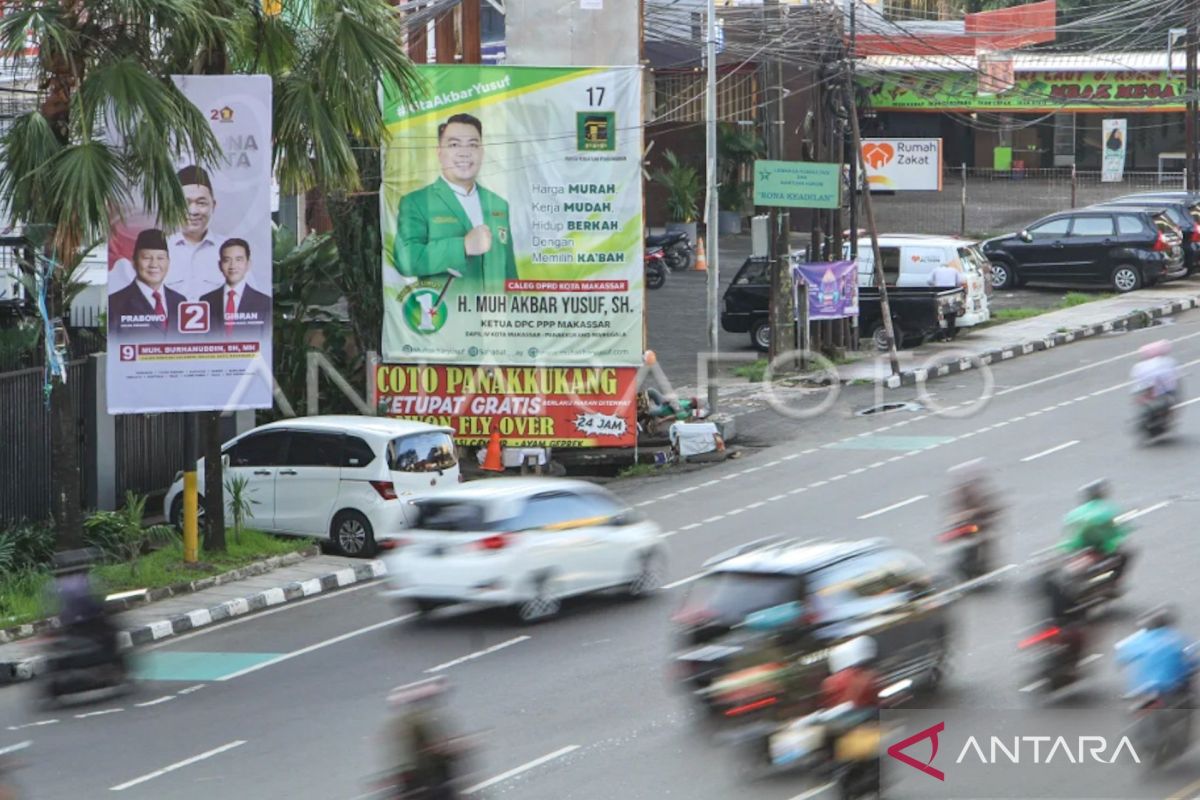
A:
[1130, 339, 1180, 410]
[944, 460, 1001, 568]
[49, 549, 121, 669]
[1060, 479, 1131, 590]
[1116, 605, 1196, 705]
[1038, 563, 1090, 682]
[388, 677, 463, 799]
[817, 637, 885, 788]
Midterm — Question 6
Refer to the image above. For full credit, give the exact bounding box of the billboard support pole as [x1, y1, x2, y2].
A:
[705, 0, 719, 413]
[183, 412, 199, 563]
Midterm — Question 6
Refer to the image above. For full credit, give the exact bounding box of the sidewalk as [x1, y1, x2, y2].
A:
[0, 553, 385, 683]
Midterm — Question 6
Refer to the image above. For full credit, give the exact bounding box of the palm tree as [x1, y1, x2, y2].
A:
[0, 1, 421, 550]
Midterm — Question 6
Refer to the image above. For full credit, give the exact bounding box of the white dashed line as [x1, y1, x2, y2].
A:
[426, 636, 531, 674]
[109, 740, 246, 792]
[703, 514, 726, 523]
[1119, 501, 1171, 522]
[76, 708, 124, 719]
[850, 468, 867, 475]
[727, 508, 745, 516]
[700, 480, 720, 487]
[788, 487, 807, 495]
[464, 745, 582, 795]
[830, 474, 847, 482]
[680, 522, 702, 531]
[746, 502, 766, 509]
[768, 494, 787, 502]
[679, 487, 697, 494]
[788, 782, 838, 800]
[664, 573, 702, 590]
[858, 494, 928, 520]
[811, 480, 829, 488]
[7, 719, 59, 731]
[783, 453, 801, 461]
[870, 461, 886, 469]
[134, 696, 175, 708]
[1020, 440, 1079, 462]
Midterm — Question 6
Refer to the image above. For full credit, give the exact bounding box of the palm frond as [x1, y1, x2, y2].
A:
[275, 74, 356, 194]
[0, 6, 77, 72]
[45, 140, 126, 259]
[0, 112, 62, 225]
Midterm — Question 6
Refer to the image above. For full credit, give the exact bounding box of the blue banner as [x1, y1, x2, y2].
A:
[792, 260, 858, 321]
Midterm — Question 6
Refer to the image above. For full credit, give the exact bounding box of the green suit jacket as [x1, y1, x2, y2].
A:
[393, 178, 518, 294]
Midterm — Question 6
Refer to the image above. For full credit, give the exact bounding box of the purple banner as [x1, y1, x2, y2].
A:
[792, 260, 858, 320]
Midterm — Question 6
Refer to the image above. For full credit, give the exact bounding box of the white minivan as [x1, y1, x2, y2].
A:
[853, 235, 992, 327]
[163, 415, 459, 556]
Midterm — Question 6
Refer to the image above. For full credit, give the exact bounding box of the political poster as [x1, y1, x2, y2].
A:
[373, 364, 638, 447]
[380, 65, 644, 366]
[792, 261, 859, 320]
[106, 75, 273, 414]
[1102, 119, 1127, 183]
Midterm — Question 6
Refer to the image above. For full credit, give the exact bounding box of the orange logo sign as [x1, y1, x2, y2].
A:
[862, 142, 895, 169]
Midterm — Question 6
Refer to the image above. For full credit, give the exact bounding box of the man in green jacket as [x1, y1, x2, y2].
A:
[393, 113, 518, 295]
[1061, 479, 1128, 556]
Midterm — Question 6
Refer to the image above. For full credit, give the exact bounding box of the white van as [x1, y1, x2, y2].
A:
[851, 235, 991, 327]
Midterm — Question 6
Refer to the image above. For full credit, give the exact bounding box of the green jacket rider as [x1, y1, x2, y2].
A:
[1061, 480, 1128, 555]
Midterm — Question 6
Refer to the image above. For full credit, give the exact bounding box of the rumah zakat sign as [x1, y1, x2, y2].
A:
[861, 139, 942, 192]
[373, 365, 637, 448]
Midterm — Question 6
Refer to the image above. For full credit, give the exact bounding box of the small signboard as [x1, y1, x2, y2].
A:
[861, 138, 943, 192]
[753, 160, 841, 209]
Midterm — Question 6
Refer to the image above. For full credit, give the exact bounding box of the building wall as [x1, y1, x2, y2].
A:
[506, 0, 640, 67]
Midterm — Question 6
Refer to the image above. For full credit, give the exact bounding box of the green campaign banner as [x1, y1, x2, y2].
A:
[380, 65, 644, 366]
[863, 70, 1187, 112]
[753, 160, 841, 209]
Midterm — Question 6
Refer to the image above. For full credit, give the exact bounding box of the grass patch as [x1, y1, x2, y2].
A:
[733, 358, 768, 382]
[0, 530, 311, 628]
[1062, 291, 1110, 308]
[992, 307, 1046, 322]
[618, 463, 662, 479]
[987, 292, 1113, 327]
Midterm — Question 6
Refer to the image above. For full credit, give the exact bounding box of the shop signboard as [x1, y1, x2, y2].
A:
[861, 138, 942, 192]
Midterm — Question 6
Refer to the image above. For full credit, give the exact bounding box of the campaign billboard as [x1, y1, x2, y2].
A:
[106, 75, 273, 414]
[380, 65, 644, 366]
[861, 138, 943, 192]
[373, 364, 637, 447]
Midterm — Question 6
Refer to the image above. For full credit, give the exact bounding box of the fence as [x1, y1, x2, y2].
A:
[115, 413, 187, 500]
[869, 168, 1188, 240]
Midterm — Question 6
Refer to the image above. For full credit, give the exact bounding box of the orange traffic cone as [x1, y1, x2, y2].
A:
[694, 237, 708, 271]
[481, 430, 504, 472]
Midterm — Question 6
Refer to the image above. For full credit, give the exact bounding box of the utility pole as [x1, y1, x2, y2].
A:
[706, 0, 720, 412]
[766, 0, 794, 364]
[844, 67, 900, 376]
[847, 0, 859, 257]
[1189, 10, 1199, 190]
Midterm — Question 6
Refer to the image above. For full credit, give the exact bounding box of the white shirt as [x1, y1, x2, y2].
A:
[928, 266, 965, 288]
[1131, 356, 1179, 397]
[442, 177, 484, 228]
[221, 280, 246, 311]
[135, 280, 169, 319]
[167, 230, 229, 301]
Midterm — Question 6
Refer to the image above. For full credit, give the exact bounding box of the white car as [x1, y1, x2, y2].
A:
[163, 415, 459, 556]
[380, 478, 666, 623]
[852, 234, 992, 327]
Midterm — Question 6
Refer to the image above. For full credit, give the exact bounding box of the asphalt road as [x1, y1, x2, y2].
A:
[9, 316, 1200, 799]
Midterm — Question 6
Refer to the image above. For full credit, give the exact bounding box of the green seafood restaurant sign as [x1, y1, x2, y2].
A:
[753, 160, 841, 209]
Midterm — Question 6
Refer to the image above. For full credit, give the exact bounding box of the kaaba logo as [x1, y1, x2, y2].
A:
[577, 112, 616, 152]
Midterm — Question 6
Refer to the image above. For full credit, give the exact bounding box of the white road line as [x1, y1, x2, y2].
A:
[858, 494, 928, 520]
[1079, 653, 1104, 667]
[801, 448, 817, 455]
[76, 708, 124, 719]
[768, 494, 787, 502]
[109, 740, 246, 792]
[634, 500, 654, 508]
[870, 461, 886, 469]
[811, 480, 828, 488]
[217, 615, 413, 681]
[783, 453, 800, 461]
[426, 636, 531, 674]
[664, 573, 702, 590]
[463, 745, 581, 795]
[788, 487, 807, 495]
[1020, 440, 1079, 462]
[830, 474, 847, 482]
[1120, 501, 1171, 522]
[727, 508, 745, 516]
[1174, 396, 1200, 408]
[134, 696, 175, 708]
[7, 719, 58, 731]
[703, 514, 725, 523]
[659, 530, 678, 539]
[789, 782, 837, 800]
[850, 468, 867, 475]
[177, 685, 205, 695]
[1020, 679, 1048, 693]
[661, 493, 678, 500]
[680, 522, 702, 531]
[746, 502, 766, 509]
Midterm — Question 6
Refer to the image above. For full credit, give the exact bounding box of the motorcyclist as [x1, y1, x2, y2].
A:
[944, 460, 1001, 566]
[387, 677, 463, 799]
[49, 549, 120, 667]
[1116, 605, 1197, 706]
[817, 637, 884, 784]
[1038, 563, 1090, 681]
[1130, 339, 1180, 408]
[1060, 479, 1131, 588]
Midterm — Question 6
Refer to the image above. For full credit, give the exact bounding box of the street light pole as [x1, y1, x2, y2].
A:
[705, 0, 720, 413]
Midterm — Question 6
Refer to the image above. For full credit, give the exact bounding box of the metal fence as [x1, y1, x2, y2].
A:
[115, 413, 187, 500]
[0, 360, 90, 526]
[869, 168, 1189, 240]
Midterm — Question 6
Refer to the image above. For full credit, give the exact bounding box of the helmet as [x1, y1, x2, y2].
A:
[1141, 604, 1177, 630]
[1079, 479, 1109, 503]
[828, 636, 877, 673]
[1140, 339, 1172, 359]
[388, 676, 447, 708]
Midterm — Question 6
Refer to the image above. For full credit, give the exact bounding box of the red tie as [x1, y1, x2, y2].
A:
[225, 289, 236, 334]
[152, 290, 166, 331]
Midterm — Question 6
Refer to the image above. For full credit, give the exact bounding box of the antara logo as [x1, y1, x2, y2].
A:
[887, 721, 945, 781]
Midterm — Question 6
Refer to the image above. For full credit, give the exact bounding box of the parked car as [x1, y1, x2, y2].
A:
[857, 235, 991, 326]
[379, 478, 665, 623]
[671, 537, 953, 713]
[1092, 198, 1200, 274]
[720, 255, 964, 351]
[163, 415, 459, 556]
[982, 208, 1186, 292]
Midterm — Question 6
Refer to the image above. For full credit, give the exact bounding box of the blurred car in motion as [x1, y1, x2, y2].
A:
[163, 416, 459, 556]
[380, 478, 665, 623]
[671, 538, 953, 715]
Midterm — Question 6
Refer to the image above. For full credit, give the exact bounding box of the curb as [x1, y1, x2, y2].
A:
[1, 558, 386, 684]
[881, 297, 1198, 389]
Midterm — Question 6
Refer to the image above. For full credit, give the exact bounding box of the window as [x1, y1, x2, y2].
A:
[225, 431, 288, 467]
[958, 248, 983, 274]
[512, 492, 600, 530]
[1069, 216, 1114, 237]
[1117, 215, 1145, 235]
[683, 572, 804, 623]
[283, 432, 343, 467]
[735, 259, 769, 286]
[342, 436, 376, 468]
[1028, 218, 1069, 238]
[879, 247, 901, 285]
[412, 500, 492, 532]
[388, 432, 457, 473]
[575, 490, 635, 523]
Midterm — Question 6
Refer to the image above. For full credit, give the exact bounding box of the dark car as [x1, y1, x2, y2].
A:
[671, 537, 953, 713]
[982, 208, 1185, 292]
[1092, 199, 1200, 275]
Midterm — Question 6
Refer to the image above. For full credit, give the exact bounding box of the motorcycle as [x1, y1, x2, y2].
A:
[1136, 393, 1173, 442]
[0, 740, 29, 800]
[645, 247, 668, 290]
[1018, 621, 1088, 694]
[38, 623, 130, 707]
[937, 523, 989, 581]
[645, 231, 694, 272]
[1128, 687, 1194, 769]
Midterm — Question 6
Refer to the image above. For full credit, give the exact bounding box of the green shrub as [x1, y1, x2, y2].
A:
[0, 519, 56, 576]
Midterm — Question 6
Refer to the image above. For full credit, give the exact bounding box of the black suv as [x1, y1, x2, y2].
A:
[1092, 198, 1200, 275]
[671, 537, 953, 712]
[982, 207, 1185, 292]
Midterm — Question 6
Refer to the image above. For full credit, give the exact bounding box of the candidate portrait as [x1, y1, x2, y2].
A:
[201, 238, 271, 336]
[108, 228, 186, 335]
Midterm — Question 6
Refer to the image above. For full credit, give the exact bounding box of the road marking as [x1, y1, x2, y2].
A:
[659, 530, 678, 539]
[703, 514, 725, 523]
[664, 573, 702, 590]
[426, 636, 531, 674]
[811, 480, 828, 488]
[788, 782, 837, 800]
[1167, 775, 1200, 800]
[1079, 653, 1104, 667]
[830, 474, 847, 482]
[768, 494, 787, 502]
[1020, 440, 1079, 462]
[75, 708, 124, 719]
[463, 744, 581, 795]
[746, 501, 765, 509]
[216, 615, 413, 681]
[177, 685, 205, 695]
[7, 719, 58, 731]
[788, 487, 807, 495]
[850, 468, 867, 475]
[726, 508, 745, 516]
[1020, 679, 1047, 693]
[109, 740, 246, 792]
[783, 453, 800, 460]
[1174, 396, 1200, 408]
[858, 494, 928, 520]
[634, 500, 654, 508]
[1120, 501, 1171, 522]
[680, 522, 702, 531]
[134, 696, 175, 708]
